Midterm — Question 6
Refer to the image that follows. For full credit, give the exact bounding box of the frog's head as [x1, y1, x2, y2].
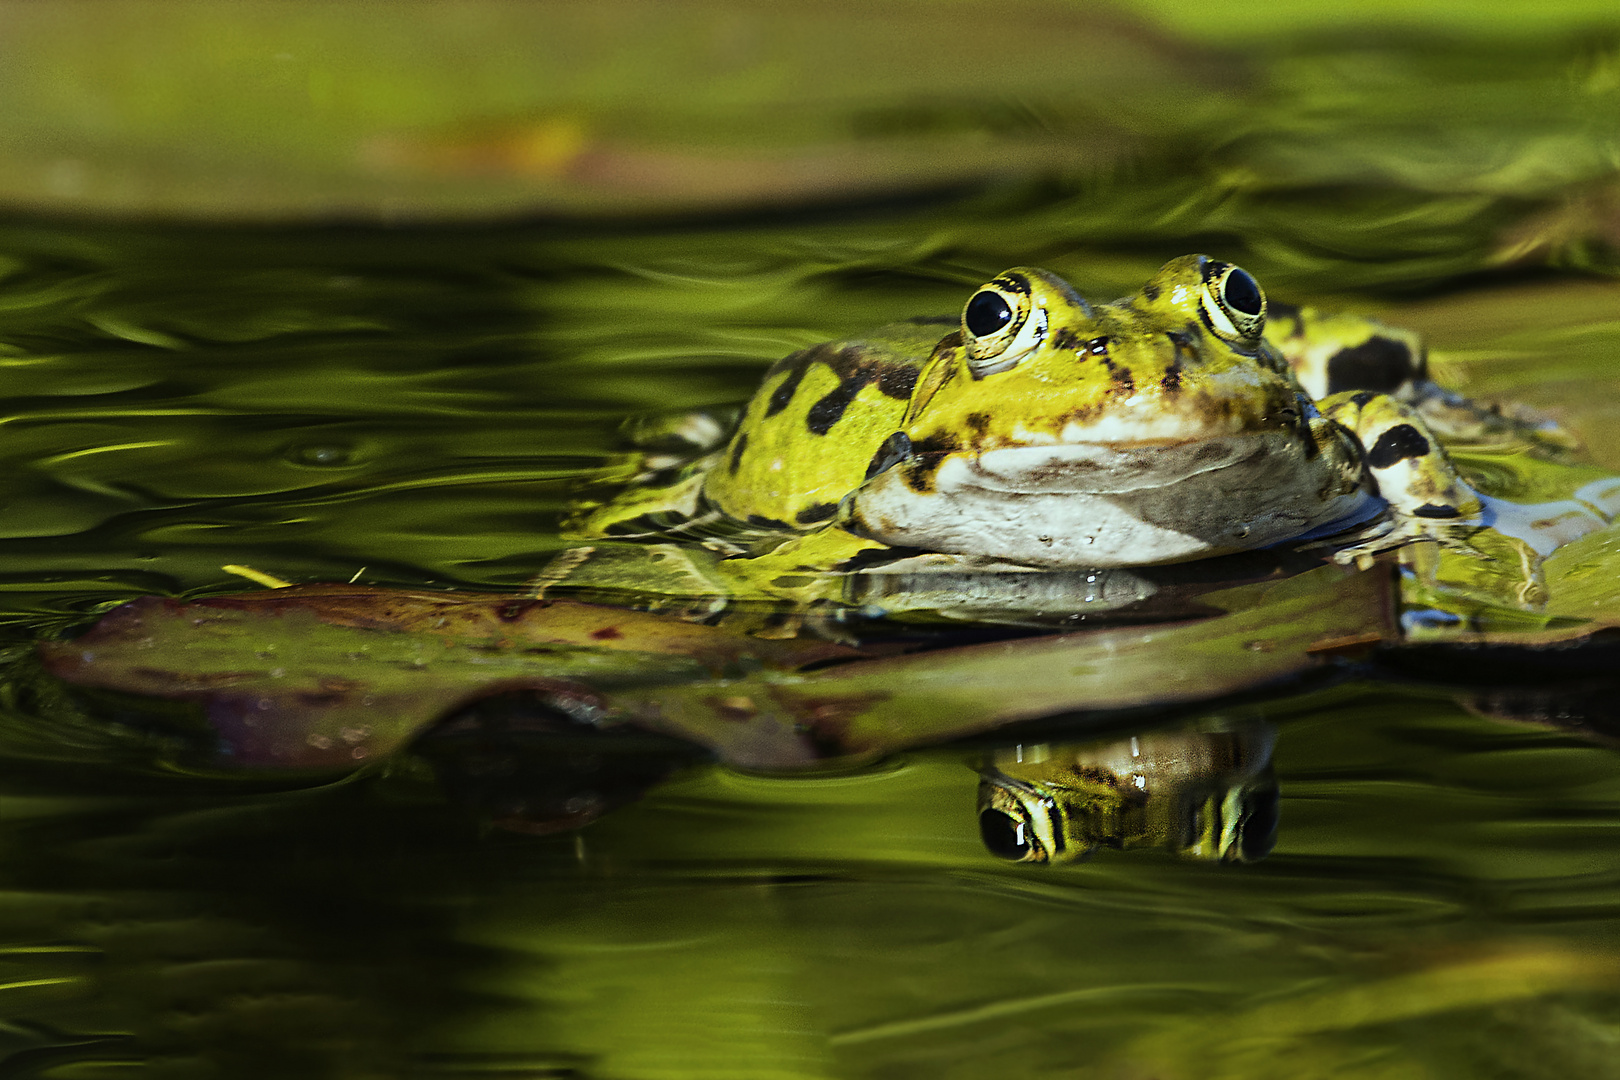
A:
[841, 257, 1369, 567]
[975, 727, 1280, 865]
[977, 767, 1280, 865]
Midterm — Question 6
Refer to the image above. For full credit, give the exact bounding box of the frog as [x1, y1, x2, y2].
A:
[976, 724, 1279, 865]
[564, 256, 1618, 604]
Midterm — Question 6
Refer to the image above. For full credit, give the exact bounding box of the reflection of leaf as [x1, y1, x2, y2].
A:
[39, 564, 1397, 771]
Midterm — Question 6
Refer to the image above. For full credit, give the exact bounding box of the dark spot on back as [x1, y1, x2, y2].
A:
[589, 626, 623, 640]
[765, 341, 920, 422]
[966, 412, 991, 436]
[864, 430, 911, 479]
[746, 513, 794, 530]
[878, 364, 918, 400]
[1161, 363, 1182, 393]
[728, 433, 748, 474]
[1110, 365, 1134, 395]
[1142, 283, 1161, 301]
[1326, 336, 1418, 394]
[806, 376, 863, 435]
[1049, 327, 1079, 352]
[1350, 390, 1377, 408]
[1087, 337, 1110, 356]
[794, 502, 839, 525]
[1366, 423, 1431, 469]
[766, 362, 810, 417]
[1413, 503, 1461, 519]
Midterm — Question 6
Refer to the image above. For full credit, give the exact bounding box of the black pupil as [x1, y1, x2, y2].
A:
[1237, 781, 1280, 862]
[979, 809, 1031, 859]
[1222, 269, 1264, 318]
[965, 291, 1014, 337]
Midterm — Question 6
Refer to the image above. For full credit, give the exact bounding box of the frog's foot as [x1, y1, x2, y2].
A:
[1321, 390, 1611, 569]
[1322, 510, 1466, 570]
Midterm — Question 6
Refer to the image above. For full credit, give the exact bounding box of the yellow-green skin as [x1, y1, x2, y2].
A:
[976, 726, 1277, 864]
[702, 319, 945, 529]
[573, 256, 1616, 574]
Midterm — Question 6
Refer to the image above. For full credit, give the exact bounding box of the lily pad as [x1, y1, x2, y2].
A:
[39, 562, 1398, 771]
[38, 586, 858, 769]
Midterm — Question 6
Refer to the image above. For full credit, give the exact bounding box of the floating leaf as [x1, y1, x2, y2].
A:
[40, 565, 1398, 771]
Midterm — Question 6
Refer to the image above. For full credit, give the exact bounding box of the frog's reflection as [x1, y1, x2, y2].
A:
[977, 724, 1277, 864]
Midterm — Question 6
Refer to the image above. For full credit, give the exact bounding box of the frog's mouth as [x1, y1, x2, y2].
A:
[970, 438, 1268, 494]
[842, 432, 1375, 567]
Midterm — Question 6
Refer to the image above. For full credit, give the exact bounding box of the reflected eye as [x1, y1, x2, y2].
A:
[965, 290, 1013, 337]
[979, 808, 1035, 861]
[1234, 780, 1279, 863]
[1200, 262, 1267, 344]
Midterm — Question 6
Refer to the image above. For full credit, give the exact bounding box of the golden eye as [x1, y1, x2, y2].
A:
[962, 273, 1044, 377]
[1200, 263, 1267, 344]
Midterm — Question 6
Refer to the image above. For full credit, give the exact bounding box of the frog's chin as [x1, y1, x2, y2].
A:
[843, 435, 1375, 568]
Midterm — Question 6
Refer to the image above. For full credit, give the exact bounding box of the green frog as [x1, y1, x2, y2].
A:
[565, 256, 1618, 604]
[977, 724, 1278, 864]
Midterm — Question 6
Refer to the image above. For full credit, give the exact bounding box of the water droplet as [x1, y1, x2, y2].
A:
[287, 444, 353, 467]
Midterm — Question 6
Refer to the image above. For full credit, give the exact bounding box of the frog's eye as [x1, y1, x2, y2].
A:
[979, 808, 1042, 862]
[962, 274, 1046, 377]
[965, 290, 1013, 337]
[1200, 262, 1267, 344]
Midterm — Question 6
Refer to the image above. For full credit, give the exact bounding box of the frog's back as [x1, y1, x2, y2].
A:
[700, 318, 950, 528]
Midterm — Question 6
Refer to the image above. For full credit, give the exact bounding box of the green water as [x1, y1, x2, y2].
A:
[3, 7, 1620, 1078]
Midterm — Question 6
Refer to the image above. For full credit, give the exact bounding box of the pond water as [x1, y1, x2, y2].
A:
[3, 9, 1620, 1079]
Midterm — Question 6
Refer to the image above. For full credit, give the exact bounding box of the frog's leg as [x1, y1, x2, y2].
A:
[620, 407, 740, 455]
[1271, 303, 1577, 451]
[1268, 303, 1428, 401]
[1320, 390, 1609, 566]
[563, 452, 718, 541]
